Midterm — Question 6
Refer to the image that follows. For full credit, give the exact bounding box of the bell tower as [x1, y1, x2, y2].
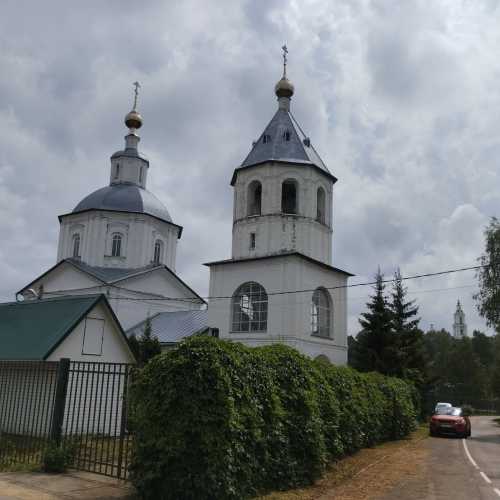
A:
[206, 47, 353, 365]
[230, 46, 336, 264]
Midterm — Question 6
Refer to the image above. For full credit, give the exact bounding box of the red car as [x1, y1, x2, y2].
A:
[429, 406, 471, 438]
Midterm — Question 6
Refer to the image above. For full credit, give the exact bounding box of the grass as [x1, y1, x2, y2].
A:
[0, 433, 132, 478]
[257, 425, 429, 500]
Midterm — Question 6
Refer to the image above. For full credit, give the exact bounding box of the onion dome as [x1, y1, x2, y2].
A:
[275, 77, 294, 99]
[125, 109, 143, 130]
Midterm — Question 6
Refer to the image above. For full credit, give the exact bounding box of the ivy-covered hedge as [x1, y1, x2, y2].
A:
[129, 337, 417, 500]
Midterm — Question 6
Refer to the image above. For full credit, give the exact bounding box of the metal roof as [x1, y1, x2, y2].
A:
[68, 259, 162, 284]
[127, 309, 208, 344]
[237, 108, 332, 177]
[0, 295, 104, 360]
[204, 251, 355, 277]
[72, 184, 172, 223]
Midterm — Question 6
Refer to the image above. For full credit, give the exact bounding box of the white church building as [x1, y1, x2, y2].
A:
[18, 87, 205, 334]
[205, 56, 353, 364]
[12, 54, 352, 364]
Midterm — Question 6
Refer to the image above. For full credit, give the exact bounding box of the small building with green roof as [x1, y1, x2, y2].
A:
[0, 294, 134, 363]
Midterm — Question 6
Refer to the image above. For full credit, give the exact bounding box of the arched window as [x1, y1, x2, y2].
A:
[283, 130, 291, 141]
[139, 166, 143, 183]
[311, 288, 331, 338]
[72, 234, 81, 258]
[111, 233, 122, 257]
[247, 180, 262, 216]
[114, 163, 120, 180]
[262, 134, 271, 144]
[231, 282, 268, 333]
[316, 187, 325, 223]
[281, 179, 298, 214]
[153, 239, 163, 264]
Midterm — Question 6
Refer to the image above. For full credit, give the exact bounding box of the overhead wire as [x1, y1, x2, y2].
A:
[38, 263, 487, 303]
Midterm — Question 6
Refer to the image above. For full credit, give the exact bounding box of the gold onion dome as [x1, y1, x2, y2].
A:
[275, 76, 294, 99]
[125, 109, 143, 130]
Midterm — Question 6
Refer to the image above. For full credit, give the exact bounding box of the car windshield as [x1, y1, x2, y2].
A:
[436, 407, 462, 416]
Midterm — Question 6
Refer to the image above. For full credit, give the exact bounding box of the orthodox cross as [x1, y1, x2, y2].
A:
[281, 44, 288, 78]
[132, 81, 141, 110]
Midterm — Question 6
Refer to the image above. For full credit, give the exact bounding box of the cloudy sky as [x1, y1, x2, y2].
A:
[1, 0, 499, 335]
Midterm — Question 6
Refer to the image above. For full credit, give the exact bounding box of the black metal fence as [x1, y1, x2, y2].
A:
[0, 359, 134, 479]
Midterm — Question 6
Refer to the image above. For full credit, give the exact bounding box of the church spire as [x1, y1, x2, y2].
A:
[124, 81, 143, 151]
[274, 44, 294, 111]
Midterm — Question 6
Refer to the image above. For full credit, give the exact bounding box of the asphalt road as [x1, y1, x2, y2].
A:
[380, 416, 500, 500]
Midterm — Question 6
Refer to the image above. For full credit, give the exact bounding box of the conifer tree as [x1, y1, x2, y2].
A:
[138, 316, 162, 365]
[350, 269, 395, 375]
[390, 268, 426, 383]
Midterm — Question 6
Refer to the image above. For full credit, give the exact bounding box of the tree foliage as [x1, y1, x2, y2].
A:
[350, 269, 395, 374]
[129, 337, 417, 500]
[128, 317, 161, 366]
[423, 328, 500, 411]
[475, 217, 500, 331]
[350, 268, 426, 387]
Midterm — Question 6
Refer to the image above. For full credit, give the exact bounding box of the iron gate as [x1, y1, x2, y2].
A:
[0, 359, 135, 479]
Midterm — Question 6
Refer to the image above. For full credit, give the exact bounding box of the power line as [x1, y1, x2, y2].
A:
[40, 263, 486, 303]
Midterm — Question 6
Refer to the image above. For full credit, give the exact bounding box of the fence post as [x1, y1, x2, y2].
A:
[116, 366, 130, 480]
[50, 358, 70, 445]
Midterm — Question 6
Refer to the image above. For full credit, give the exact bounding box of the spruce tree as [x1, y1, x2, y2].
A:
[136, 317, 162, 366]
[351, 268, 395, 375]
[390, 268, 425, 383]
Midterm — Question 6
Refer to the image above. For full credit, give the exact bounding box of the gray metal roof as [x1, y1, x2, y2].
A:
[240, 108, 330, 173]
[72, 184, 172, 223]
[68, 259, 162, 283]
[126, 310, 208, 344]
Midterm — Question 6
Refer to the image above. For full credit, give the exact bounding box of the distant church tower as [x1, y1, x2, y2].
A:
[453, 300, 467, 338]
[205, 48, 353, 364]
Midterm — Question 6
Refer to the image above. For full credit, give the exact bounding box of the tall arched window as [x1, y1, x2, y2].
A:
[153, 239, 163, 264]
[316, 187, 325, 223]
[311, 287, 331, 338]
[247, 180, 262, 216]
[72, 234, 81, 258]
[231, 282, 268, 333]
[111, 234, 122, 257]
[281, 179, 298, 214]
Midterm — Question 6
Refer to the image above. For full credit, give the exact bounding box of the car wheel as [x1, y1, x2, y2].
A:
[430, 429, 436, 437]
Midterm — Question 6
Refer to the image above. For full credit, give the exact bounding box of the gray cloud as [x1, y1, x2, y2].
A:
[1, 0, 499, 337]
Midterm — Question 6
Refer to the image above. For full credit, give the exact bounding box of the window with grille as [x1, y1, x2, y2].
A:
[311, 287, 331, 338]
[111, 234, 122, 257]
[231, 282, 268, 333]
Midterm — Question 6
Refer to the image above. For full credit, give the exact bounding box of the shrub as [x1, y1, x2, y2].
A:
[41, 440, 77, 473]
[129, 337, 417, 500]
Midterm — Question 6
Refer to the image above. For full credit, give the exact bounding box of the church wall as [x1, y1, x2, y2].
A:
[58, 211, 177, 269]
[207, 255, 348, 364]
[231, 163, 333, 264]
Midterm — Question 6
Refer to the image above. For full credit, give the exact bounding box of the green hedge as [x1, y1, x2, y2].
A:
[129, 337, 417, 500]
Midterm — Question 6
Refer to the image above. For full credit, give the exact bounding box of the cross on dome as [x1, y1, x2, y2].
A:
[125, 81, 143, 131]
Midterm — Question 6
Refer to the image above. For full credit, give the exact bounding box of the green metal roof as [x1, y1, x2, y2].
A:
[0, 295, 104, 360]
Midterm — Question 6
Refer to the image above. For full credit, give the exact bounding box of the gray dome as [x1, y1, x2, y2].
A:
[73, 184, 172, 223]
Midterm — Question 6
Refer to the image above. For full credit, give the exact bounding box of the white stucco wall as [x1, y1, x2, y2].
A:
[207, 254, 348, 364]
[21, 263, 204, 331]
[232, 163, 334, 264]
[47, 302, 134, 363]
[57, 211, 179, 270]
